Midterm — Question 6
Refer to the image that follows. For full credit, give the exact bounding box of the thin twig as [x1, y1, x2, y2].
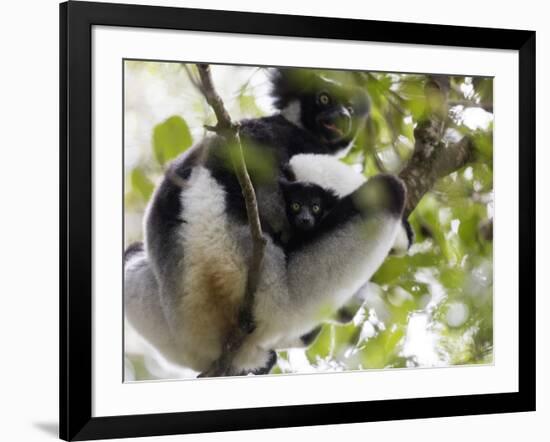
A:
[195, 64, 267, 377]
[182, 64, 204, 95]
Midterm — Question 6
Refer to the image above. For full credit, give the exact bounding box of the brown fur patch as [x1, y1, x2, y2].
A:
[201, 263, 243, 338]
[176, 256, 246, 371]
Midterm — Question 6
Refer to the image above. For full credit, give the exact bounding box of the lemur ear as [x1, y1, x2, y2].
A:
[270, 68, 314, 109]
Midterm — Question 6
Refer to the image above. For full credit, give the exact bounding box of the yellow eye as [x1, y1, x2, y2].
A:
[318, 93, 330, 106]
[312, 204, 321, 214]
[291, 202, 301, 212]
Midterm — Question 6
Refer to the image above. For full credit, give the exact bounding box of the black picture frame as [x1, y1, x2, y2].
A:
[60, 1, 536, 440]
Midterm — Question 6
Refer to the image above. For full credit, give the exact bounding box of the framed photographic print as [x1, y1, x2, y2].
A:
[60, 1, 536, 440]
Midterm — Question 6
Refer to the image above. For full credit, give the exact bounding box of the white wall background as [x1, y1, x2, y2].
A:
[0, 0, 546, 441]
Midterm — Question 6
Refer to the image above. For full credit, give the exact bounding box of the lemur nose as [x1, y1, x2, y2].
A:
[298, 217, 314, 229]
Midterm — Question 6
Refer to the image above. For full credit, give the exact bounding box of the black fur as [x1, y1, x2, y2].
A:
[403, 217, 414, 248]
[300, 325, 323, 346]
[270, 68, 370, 151]
[279, 180, 339, 252]
[249, 350, 277, 375]
[335, 306, 356, 324]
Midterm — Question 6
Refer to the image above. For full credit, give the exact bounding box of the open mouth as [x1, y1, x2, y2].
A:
[317, 113, 352, 142]
[322, 121, 344, 138]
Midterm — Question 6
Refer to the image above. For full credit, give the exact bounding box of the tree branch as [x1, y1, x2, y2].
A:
[195, 64, 267, 377]
[399, 75, 476, 218]
[399, 134, 474, 217]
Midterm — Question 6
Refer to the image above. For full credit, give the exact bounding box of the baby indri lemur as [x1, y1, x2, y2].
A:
[278, 179, 338, 253]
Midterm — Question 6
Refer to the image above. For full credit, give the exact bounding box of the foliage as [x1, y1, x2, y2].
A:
[153, 115, 192, 166]
[124, 62, 493, 380]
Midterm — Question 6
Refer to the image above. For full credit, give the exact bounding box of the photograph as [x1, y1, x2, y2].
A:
[123, 61, 494, 381]
[56, 1, 537, 439]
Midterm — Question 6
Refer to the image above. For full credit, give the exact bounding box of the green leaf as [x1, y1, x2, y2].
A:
[152, 116, 192, 165]
[440, 267, 465, 290]
[458, 213, 479, 249]
[384, 326, 405, 353]
[472, 130, 493, 164]
[372, 256, 409, 285]
[408, 252, 441, 268]
[360, 335, 386, 368]
[306, 325, 331, 362]
[130, 168, 154, 201]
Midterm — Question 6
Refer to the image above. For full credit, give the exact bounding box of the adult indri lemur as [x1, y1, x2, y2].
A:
[124, 68, 409, 375]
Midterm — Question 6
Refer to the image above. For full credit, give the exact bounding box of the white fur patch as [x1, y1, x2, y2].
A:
[175, 167, 249, 371]
[280, 100, 303, 127]
[289, 154, 366, 197]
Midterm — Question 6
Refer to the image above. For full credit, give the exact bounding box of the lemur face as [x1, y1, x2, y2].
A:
[271, 68, 370, 151]
[280, 180, 338, 231]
